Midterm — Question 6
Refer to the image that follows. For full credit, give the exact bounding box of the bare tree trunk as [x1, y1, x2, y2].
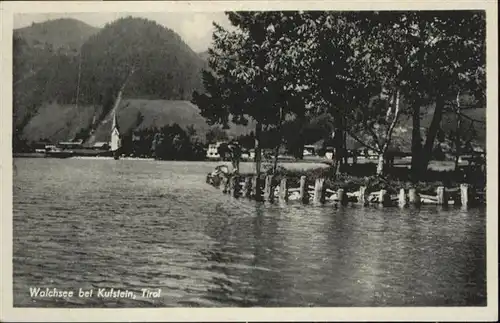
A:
[341, 112, 348, 166]
[329, 103, 345, 179]
[454, 91, 462, 171]
[254, 121, 262, 177]
[411, 99, 422, 179]
[332, 128, 343, 179]
[376, 154, 385, 175]
[376, 89, 402, 176]
[342, 126, 348, 166]
[272, 107, 284, 174]
[421, 95, 445, 169]
[295, 111, 306, 159]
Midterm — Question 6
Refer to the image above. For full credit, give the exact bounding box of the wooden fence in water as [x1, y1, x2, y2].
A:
[206, 173, 485, 208]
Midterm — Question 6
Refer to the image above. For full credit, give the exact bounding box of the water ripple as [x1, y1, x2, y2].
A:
[13, 158, 486, 307]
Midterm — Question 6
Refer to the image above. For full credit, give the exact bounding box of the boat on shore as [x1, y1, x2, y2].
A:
[45, 149, 74, 159]
[14, 147, 75, 159]
[13, 152, 46, 158]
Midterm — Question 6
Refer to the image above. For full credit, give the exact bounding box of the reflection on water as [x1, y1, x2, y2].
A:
[13, 159, 486, 307]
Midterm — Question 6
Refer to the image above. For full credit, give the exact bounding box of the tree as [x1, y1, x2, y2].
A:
[133, 127, 156, 158]
[235, 132, 255, 150]
[442, 94, 485, 171]
[343, 12, 415, 175]
[195, 11, 485, 178]
[304, 11, 485, 176]
[194, 12, 322, 175]
[192, 13, 275, 175]
[289, 12, 408, 176]
[205, 127, 228, 143]
[407, 11, 485, 176]
[186, 124, 197, 138]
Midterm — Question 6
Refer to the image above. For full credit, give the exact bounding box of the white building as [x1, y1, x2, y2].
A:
[110, 112, 121, 152]
[206, 141, 226, 160]
[303, 145, 316, 156]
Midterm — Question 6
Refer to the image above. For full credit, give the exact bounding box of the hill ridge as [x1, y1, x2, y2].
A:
[14, 18, 100, 50]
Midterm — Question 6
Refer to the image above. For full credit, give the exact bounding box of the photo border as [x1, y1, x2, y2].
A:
[1, 1, 497, 321]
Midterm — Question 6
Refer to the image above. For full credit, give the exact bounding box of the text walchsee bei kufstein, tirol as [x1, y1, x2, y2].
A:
[29, 287, 162, 300]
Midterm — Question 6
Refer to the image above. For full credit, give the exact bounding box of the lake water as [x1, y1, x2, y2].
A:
[13, 158, 487, 307]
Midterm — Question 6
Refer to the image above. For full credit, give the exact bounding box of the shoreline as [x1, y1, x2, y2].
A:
[12, 154, 474, 169]
[12, 153, 331, 164]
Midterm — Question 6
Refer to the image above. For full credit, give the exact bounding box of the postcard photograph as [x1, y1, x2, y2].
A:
[1, 0, 498, 322]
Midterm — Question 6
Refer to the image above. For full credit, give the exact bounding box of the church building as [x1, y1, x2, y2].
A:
[110, 112, 121, 152]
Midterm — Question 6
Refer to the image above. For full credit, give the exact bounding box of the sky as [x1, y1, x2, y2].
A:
[14, 12, 232, 52]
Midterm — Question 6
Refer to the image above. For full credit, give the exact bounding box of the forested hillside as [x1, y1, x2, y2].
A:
[13, 17, 219, 149]
[78, 17, 205, 106]
[21, 99, 254, 144]
[14, 18, 99, 50]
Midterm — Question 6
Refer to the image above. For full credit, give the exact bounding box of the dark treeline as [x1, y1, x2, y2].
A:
[233, 121, 335, 155]
[207, 121, 333, 154]
[121, 123, 205, 160]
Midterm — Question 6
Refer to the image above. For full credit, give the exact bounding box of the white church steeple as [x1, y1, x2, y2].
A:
[110, 111, 121, 152]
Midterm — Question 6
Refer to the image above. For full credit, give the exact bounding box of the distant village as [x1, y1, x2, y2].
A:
[19, 111, 486, 169]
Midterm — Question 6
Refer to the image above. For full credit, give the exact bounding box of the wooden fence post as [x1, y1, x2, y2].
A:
[229, 176, 235, 195]
[408, 188, 420, 206]
[337, 188, 348, 206]
[279, 177, 288, 203]
[230, 175, 241, 197]
[264, 175, 274, 202]
[220, 176, 229, 194]
[242, 176, 252, 198]
[299, 176, 309, 204]
[252, 175, 262, 201]
[313, 178, 326, 204]
[219, 176, 224, 193]
[358, 186, 367, 206]
[436, 186, 448, 206]
[460, 183, 475, 207]
[398, 188, 407, 207]
[379, 189, 391, 207]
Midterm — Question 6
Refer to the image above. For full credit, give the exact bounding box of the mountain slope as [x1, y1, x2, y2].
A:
[21, 102, 100, 143]
[13, 35, 81, 129]
[78, 17, 205, 105]
[13, 17, 208, 143]
[21, 100, 254, 143]
[13, 18, 99, 131]
[14, 18, 99, 51]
